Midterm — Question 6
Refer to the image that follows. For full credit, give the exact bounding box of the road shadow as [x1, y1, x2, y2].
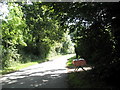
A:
[1, 54, 76, 88]
[1, 68, 68, 88]
[66, 65, 92, 73]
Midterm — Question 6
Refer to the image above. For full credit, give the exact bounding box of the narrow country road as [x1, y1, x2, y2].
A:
[1, 54, 75, 88]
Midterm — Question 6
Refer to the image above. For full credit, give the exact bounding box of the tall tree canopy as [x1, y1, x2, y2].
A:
[1, 2, 73, 68]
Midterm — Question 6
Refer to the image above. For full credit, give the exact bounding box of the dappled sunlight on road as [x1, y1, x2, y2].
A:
[1, 54, 75, 88]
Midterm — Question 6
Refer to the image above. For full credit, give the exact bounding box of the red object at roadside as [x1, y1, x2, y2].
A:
[72, 59, 86, 66]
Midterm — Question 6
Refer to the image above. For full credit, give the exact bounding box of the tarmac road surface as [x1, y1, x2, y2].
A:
[1, 54, 75, 88]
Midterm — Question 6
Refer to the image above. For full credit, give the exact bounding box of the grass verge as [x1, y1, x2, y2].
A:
[1, 61, 42, 75]
[66, 56, 113, 88]
[66, 56, 76, 67]
[1, 54, 64, 75]
[67, 71, 111, 88]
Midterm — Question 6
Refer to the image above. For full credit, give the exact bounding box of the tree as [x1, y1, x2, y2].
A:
[2, 2, 27, 67]
[21, 2, 65, 58]
[46, 2, 120, 86]
[1, 2, 74, 69]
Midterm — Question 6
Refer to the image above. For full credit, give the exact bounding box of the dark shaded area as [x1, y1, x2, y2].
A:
[46, 2, 120, 88]
[67, 71, 116, 88]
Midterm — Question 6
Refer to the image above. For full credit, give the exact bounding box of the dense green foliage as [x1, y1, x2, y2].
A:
[47, 2, 120, 87]
[1, 2, 74, 69]
[1, 2, 120, 87]
[2, 3, 27, 67]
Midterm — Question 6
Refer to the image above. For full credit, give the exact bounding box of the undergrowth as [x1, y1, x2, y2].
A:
[66, 56, 114, 88]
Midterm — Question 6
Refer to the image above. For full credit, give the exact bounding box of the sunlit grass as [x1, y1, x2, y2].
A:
[1, 62, 39, 75]
[66, 56, 76, 67]
[47, 54, 63, 61]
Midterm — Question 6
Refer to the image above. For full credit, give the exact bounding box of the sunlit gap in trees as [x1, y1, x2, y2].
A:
[0, 2, 9, 21]
[0, 1, 32, 21]
[67, 18, 92, 29]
